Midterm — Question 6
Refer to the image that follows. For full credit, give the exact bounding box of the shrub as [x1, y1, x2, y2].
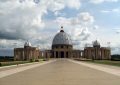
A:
[35, 60, 39, 62]
[30, 59, 34, 62]
[0, 63, 2, 66]
[111, 55, 120, 61]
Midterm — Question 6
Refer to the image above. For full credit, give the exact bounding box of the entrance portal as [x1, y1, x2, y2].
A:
[61, 51, 64, 58]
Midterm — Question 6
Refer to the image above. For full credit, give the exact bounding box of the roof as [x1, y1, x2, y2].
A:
[52, 28, 72, 45]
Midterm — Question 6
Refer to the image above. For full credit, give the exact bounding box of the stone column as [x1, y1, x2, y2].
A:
[105, 50, 107, 59]
[54, 51, 56, 58]
[101, 49, 103, 59]
[108, 50, 111, 59]
[103, 49, 105, 59]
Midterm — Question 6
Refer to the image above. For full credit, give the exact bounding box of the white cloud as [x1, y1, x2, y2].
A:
[101, 10, 111, 13]
[112, 28, 120, 34]
[65, 0, 81, 10]
[0, 0, 46, 40]
[0, 0, 82, 48]
[101, 8, 120, 13]
[32, 16, 45, 28]
[93, 25, 99, 30]
[0, 0, 80, 39]
[72, 27, 92, 41]
[55, 12, 96, 49]
[90, 0, 118, 4]
[110, 43, 120, 54]
[54, 11, 66, 16]
[112, 47, 120, 54]
[40, 0, 81, 12]
[77, 12, 94, 24]
[55, 12, 95, 26]
[54, 17, 71, 26]
[46, 0, 81, 11]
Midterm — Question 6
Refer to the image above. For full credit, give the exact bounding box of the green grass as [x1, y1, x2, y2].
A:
[0, 61, 32, 67]
[0, 58, 45, 67]
[85, 60, 120, 67]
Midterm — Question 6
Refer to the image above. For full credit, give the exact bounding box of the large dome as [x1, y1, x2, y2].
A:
[52, 27, 72, 45]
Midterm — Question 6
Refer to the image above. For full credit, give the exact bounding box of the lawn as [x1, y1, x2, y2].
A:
[0, 59, 45, 67]
[0, 61, 31, 67]
[86, 60, 120, 67]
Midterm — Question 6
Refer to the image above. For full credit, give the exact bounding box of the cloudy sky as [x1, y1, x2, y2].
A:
[0, 0, 120, 54]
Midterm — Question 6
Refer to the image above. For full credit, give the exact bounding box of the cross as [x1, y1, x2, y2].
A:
[61, 26, 63, 30]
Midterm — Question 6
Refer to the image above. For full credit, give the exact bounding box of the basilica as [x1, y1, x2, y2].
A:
[44, 27, 111, 59]
[14, 27, 111, 61]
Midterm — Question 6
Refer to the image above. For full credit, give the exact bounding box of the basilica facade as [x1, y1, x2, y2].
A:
[14, 27, 111, 60]
[44, 27, 111, 60]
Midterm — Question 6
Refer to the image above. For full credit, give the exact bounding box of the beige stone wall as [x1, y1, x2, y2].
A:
[14, 47, 40, 61]
[84, 47, 111, 60]
[42, 46, 111, 60]
[72, 50, 84, 59]
[44, 50, 52, 59]
[14, 48, 24, 60]
[14, 44, 111, 60]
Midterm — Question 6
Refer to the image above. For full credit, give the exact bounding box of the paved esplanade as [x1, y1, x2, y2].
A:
[0, 59, 120, 85]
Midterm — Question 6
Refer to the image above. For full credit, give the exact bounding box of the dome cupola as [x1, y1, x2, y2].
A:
[24, 41, 31, 47]
[93, 40, 100, 47]
[52, 26, 72, 46]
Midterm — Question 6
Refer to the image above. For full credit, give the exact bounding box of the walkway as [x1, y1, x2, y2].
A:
[0, 59, 120, 85]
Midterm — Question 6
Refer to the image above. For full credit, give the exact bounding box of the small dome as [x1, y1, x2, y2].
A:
[24, 41, 32, 47]
[52, 27, 72, 46]
[93, 40, 100, 46]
